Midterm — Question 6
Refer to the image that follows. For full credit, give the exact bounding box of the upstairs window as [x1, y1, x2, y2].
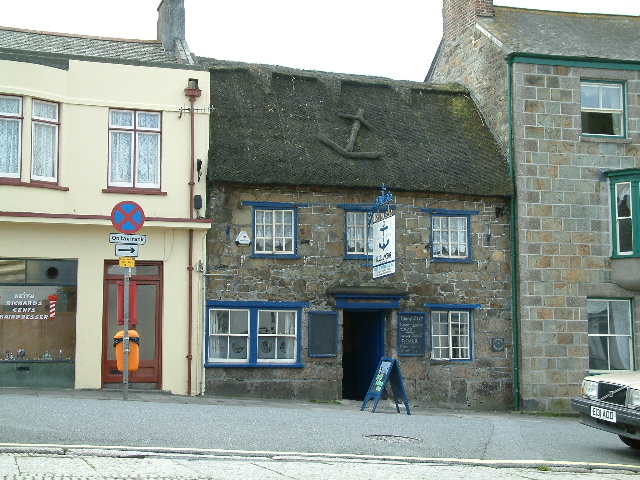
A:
[31, 100, 59, 182]
[109, 109, 161, 189]
[346, 210, 374, 259]
[255, 208, 296, 256]
[608, 170, 640, 257]
[0, 95, 22, 179]
[425, 209, 477, 262]
[581, 82, 624, 137]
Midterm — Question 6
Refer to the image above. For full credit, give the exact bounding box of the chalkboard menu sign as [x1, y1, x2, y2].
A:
[398, 312, 426, 356]
[308, 311, 338, 357]
[361, 357, 411, 415]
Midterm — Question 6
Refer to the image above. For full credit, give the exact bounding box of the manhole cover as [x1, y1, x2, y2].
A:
[364, 434, 422, 444]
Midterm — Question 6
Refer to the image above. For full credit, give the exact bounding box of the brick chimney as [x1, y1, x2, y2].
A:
[157, 0, 186, 52]
[443, 0, 494, 42]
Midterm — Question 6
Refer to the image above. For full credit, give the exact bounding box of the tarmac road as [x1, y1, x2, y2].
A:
[1, 388, 640, 479]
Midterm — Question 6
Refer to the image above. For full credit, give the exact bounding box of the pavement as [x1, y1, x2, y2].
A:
[1, 387, 640, 480]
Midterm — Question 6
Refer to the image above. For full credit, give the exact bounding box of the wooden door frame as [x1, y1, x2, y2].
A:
[101, 260, 163, 388]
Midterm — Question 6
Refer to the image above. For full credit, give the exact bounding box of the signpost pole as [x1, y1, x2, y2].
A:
[123, 267, 130, 400]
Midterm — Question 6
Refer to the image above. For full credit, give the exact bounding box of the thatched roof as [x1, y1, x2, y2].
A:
[200, 59, 511, 197]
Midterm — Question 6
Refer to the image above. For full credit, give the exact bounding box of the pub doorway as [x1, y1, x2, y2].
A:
[342, 309, 385, 400]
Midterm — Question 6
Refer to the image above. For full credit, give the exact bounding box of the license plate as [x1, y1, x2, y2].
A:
[591, 406, 617, 423]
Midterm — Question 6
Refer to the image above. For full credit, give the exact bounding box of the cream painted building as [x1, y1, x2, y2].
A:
[0, 0, 210, 395]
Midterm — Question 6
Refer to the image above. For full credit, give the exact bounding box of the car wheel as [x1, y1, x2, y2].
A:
[618, 435, 640, 449]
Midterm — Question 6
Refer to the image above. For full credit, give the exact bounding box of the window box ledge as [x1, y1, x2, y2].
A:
[581, 135, 631, 144]
[611, 257, 640, 290]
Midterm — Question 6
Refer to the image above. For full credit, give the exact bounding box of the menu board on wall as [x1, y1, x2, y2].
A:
[398, 312, 426, 356]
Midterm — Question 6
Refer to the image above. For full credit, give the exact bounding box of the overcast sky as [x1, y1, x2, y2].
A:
[2, 1, 639, 81]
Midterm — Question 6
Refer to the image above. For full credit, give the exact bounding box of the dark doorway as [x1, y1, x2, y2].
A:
[342, 310, 385, 400]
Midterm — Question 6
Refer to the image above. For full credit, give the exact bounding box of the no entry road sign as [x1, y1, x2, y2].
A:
[111, 201, 145, 234]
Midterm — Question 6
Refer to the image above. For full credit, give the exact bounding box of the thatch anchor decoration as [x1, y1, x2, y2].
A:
[318, 107, 383, 159]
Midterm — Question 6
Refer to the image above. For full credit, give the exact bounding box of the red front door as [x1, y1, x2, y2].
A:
[102, 261, 163, 387]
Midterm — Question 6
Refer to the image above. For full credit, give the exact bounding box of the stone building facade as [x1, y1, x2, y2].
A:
[429, 0, 640, 411]
[198, 62, 515, 409]
[205, 184, 513, 407]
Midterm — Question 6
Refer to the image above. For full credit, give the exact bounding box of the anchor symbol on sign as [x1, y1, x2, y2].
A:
[379, 222, 389, 250]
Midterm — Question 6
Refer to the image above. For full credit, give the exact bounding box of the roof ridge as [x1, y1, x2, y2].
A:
[0, 25, 161, 44]
[493, 5, 639, 20]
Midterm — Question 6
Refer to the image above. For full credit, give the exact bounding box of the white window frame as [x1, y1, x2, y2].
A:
[0, 95, 22, 179]
[31, 99, 59, 182]
[587, 299, 633, 372]
[257, 310, 298, 362]
[346, 210, 372, 258]
[581, 81, 625, 137]
[254, 208, 295, 255]
[432, 215, 470, 260]
[431, 310, 471, 360]
[108, 109, 161, 189]
[208, 309, 250, 363]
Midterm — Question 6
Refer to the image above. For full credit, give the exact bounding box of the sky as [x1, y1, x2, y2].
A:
[2, 1, 640, 82]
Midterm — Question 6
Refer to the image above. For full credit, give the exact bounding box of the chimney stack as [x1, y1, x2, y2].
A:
[157, 0, 186, 52]
[442, 0, 493, 43]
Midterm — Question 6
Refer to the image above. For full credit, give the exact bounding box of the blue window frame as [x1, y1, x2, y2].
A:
[339, 204, 393, 259]
[243, 202, 298, 258]
[205, 300, 308, 367]
[607, 170, 640, 257]
[423, 209, 477, 263]
[581, 81, 625, 138]
[425, 303, 479, 361]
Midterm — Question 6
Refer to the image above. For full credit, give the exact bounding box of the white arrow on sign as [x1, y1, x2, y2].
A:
[115, 243, 139, 258]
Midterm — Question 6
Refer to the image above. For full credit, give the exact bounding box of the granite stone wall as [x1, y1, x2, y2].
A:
[430, 18, 640, 412]
[204, 184, 513, 409]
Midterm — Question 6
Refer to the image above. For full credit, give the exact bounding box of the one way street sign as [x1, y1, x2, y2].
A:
[115, 244, 139, 258]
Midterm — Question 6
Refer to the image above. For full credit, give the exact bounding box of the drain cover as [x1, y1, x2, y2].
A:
[364, 434, 422, 444]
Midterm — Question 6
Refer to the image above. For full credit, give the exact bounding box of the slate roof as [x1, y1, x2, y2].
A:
[199, 59, 511, 197]
[478, 7, 640, 62]
[0, 26, 180, 64]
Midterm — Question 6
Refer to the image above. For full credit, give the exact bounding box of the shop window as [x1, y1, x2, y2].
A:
[587, 299, 633, 372]
[108, 109, 161, 189]
[206, 300, 307, 366]
[581, 81, 625, 137]
[0, 258, 77, 362]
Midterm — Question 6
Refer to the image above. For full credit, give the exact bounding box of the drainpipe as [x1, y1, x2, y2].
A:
[506, 56, 521, 411]
[185, 79, 201, 395]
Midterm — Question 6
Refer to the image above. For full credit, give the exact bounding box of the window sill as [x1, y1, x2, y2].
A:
[103, 187, 167, 195]
[581, 135, 631, 144]
[205, 362, 304, 368]
[252, 254, 300, 259]
[0, 178, 69, 191]
[431, 257, 473, 263]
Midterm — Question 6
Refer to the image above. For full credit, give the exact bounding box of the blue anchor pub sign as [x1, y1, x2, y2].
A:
[369, 185, 396, 279]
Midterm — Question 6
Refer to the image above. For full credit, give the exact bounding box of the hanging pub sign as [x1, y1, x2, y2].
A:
[372, 212, 396, 279]
[361, 357, 411, 414]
